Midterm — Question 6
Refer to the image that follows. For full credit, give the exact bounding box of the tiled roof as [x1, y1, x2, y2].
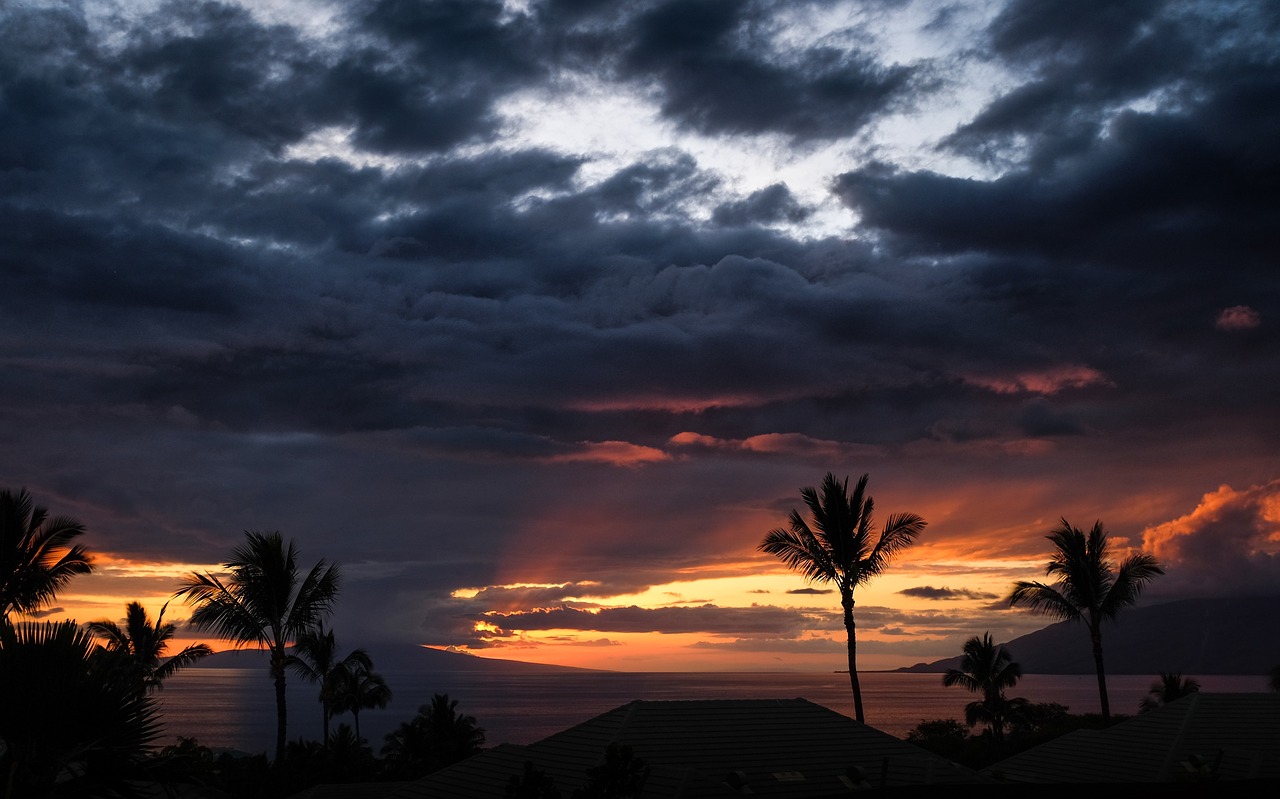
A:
[988, 692, 1280, 784]
[394, 698, 988, 798]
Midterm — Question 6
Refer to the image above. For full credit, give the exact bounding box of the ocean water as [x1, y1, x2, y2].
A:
[155, 670, 1269, 755]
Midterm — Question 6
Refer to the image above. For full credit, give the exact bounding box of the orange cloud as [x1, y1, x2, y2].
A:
[668, 431, 881, 461]
[961, 364, 1111, 395]
[540, 440, 669, 467]
[1141, 479, 1280, 596]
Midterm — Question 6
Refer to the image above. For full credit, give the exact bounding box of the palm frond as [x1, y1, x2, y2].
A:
[1007, 581, 1081, 621]
[86, 618, 130, 651]
[859, 511, 927, 584]
[177, 571, 270, 647]
[942, 670, 980, 691]
[152, 643, 213, 684]
[759, 526, 836, 584]
[1101, 553, 1164, 618]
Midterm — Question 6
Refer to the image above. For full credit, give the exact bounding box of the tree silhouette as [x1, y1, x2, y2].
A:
[1139, 672, 1200, 712]
[286, 623, 371, 746]
[1008, 519, 1163, 721]
[573, 743, 649, 799]
[759, 472, 926, 722]
[1271, 665, 1280, 692]
[942, 632, 1028, 748]
[0, 619, 161, 796]
[508, 761, 562, 799]
[1, 487, 92, 622]
[381, 692, 485, 778]
[331, 658, 392, 744]
[86, 600, 212, 691]
[176, 530, 341, 762]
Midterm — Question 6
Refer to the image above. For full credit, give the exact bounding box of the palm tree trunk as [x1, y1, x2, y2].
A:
[842, 591, 865, 723]
[353, 709, 362, 744]
[271, 652, 288, 763]
[1089, 621, 1110, 721]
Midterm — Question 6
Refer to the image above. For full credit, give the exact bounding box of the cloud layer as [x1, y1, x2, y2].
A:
[2, 0, 1277, 667]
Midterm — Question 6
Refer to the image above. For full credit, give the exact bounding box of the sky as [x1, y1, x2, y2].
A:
[2, 0, 1278, 672]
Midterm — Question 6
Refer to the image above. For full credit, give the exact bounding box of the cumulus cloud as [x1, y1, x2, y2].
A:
[1142, 480, 1280, 598]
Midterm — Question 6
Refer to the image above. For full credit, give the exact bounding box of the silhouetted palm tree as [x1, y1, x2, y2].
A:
[1, 487, 92, 621]
[1270, 665, 1280, 692]
[942, 632, 1027, 748]
[381, 692, 485, 778]
[760, 472, 926, 722]
[1139, 672, 1200, 712]
[176, 530, 341, 762]
[87, 600, 212, 691]
[0, 619, 161, 796]
[286, 623, 371, 745]
[332, 659, 392, 744]
[1008, 519, 1163, 721]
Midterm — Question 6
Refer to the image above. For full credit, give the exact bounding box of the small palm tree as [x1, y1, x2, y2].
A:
[1, 487, 93, 621]
[87, 600, 212, 691]
[942, 633, 1027, 748]
[1269, 665, 1280, 692]
[1008, 519, 1163, 721]
[1139, 672, 1200, 712]
[381, 693, 485, 778]
[176, 530, 341, 762]
[332, 659, 393, 744]
[286, 623, 371, 745]
[760, 472, 926, 722]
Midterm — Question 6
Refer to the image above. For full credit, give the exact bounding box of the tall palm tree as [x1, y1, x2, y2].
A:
[759, 472, 926, 722]
[286, 623, 371, 745]
[332, 659, 392, 744]
[1139, 672, 1200, 712]
[1, 487, 93, 622]
[1008, 519, 1163, 721]
[175, 530, 341, 762]
[942, 633, 1027, 748]
[86, 600, 213, 691]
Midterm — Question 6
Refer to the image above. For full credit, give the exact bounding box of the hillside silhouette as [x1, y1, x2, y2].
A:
[195, 643, 600, 674]
[898, 596, 1280, 675]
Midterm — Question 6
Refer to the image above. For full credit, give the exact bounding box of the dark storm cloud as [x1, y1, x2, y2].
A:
[898, 586, 999, 601]
[945, 0, 1188, 165]
[615, 0, 918, 140]
[3, 0, 1279, 664]
[712, 183, 813, 227]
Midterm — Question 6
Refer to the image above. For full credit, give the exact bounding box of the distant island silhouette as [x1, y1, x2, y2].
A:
[895, 596, 1280, 674]
[194, 642, 603, 674]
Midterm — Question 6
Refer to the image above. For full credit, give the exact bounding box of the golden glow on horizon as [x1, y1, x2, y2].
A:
[39, 524, 1063, 672]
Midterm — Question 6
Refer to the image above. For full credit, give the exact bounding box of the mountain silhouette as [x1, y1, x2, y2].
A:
[897, 596, 1280, 675]
[195, 643, 600, 673]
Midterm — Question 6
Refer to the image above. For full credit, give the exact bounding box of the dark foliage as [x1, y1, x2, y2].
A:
[0, 620, 161, 798]
[380, 692, 486, 779]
